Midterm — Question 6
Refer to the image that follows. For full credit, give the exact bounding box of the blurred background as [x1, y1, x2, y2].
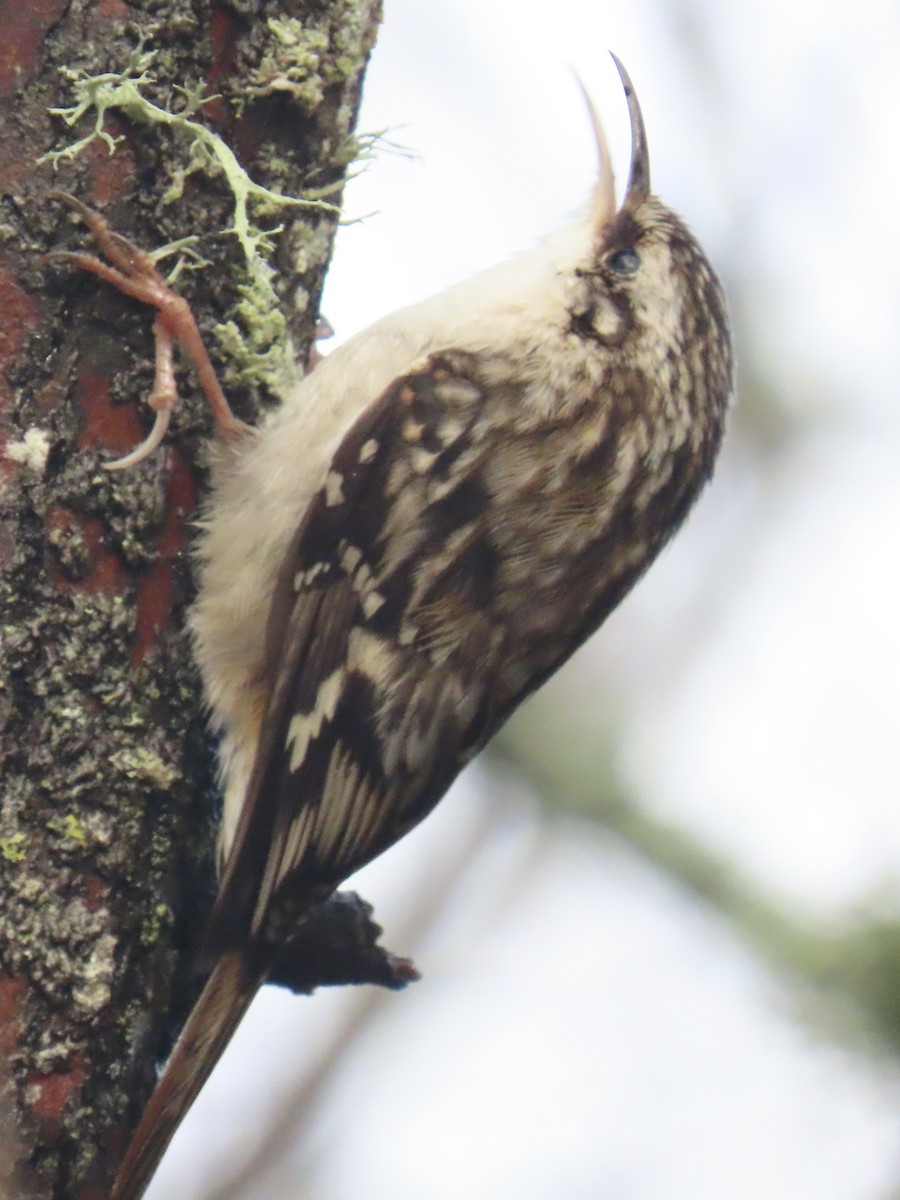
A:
[150, 0, 900, 1196]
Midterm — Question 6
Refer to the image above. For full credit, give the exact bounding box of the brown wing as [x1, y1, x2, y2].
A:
[208, 351, 507, 952]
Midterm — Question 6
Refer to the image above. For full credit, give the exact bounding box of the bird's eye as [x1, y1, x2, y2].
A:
[606, 247, 641, 276]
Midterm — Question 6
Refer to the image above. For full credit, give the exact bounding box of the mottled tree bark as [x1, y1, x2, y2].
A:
[0, 2, 382, 1196]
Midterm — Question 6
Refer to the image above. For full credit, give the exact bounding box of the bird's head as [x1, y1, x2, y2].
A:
[568, 54, 733, 437]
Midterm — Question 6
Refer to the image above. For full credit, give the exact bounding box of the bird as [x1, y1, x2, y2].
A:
[50, 54, 733, 1200]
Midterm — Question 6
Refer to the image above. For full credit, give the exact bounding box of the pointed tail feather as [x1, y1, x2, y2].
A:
[110, 951, 265, 1200]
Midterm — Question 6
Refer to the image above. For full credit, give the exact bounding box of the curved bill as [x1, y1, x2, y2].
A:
[574, 71, 616, 228]
[609, 53, 651, 207]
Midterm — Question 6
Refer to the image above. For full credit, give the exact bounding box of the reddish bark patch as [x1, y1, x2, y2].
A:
[85, 116, 137, 207]
[46, 502, 130, 597]
[83, 875, 107, 913]
[0, 0, 69, 98]
[75, 371, 147, 461]
[208, 7, 241, 98]
[133, 451, 198, 664]
[26, 1052, 87, 1123]
[0, 260, 42, 409]
[0, 972, 26, 1058]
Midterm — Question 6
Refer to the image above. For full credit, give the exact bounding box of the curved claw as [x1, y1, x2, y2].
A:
[46, 191, 242, 466]
[103, 407, 172, 471]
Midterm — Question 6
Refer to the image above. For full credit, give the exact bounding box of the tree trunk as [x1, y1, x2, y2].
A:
[0, 3, 382, 1196]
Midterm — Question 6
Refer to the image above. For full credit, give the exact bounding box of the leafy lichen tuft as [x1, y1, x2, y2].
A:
[1, 833, 28, 863]
[48, 813, 89, 845]
[244, 19, 332, 110]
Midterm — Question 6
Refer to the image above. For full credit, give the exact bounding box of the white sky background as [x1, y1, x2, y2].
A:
[148, 1, 900, 1197]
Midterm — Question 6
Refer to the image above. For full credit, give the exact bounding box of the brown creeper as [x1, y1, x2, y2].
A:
[54, 55, 732, 1200]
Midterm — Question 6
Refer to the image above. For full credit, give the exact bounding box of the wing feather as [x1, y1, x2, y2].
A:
[207, 352, 501, 953]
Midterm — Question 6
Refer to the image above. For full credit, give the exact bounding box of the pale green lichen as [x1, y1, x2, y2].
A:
[140, 902, 174, 946]
[40, 39, 341, 396]
[107, 746, 179, 790]
[40, 42, 335, 243]
[72, 933, 117, 1012]
[48, 813, 88, 845]
[0, 833, 27, 863]
[244, 18, 331, 110]
[213, 279, 295, 388]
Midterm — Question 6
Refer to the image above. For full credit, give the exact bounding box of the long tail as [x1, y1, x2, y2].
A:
[110, 951, 265, 1200]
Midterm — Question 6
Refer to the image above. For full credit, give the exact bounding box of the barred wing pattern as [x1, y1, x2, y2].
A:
[210, 351, 508, 951]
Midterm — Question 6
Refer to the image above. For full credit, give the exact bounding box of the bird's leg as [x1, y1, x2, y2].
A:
[46, 191, 247, 469]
